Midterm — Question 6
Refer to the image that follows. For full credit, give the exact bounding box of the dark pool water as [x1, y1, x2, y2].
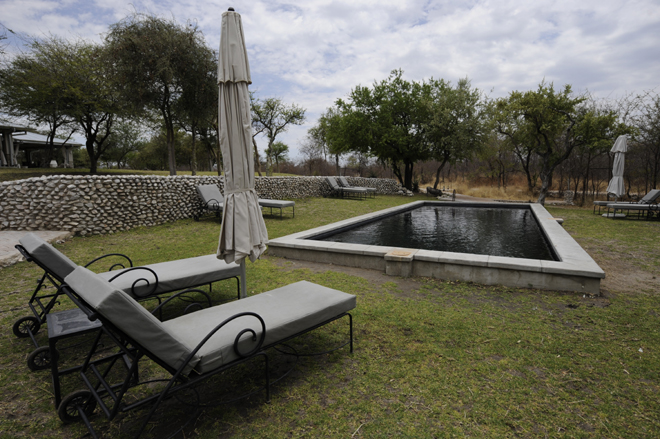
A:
[313, 205, 557, 261]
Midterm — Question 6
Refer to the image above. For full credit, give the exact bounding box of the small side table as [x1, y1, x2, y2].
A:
[47, 308, 102, 409]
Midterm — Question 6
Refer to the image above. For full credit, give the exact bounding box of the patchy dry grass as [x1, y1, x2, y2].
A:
[1, 197, 659, 438]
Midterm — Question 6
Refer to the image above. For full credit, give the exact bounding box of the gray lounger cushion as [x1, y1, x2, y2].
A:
[19, 233, 77, 281]
[97, 255, 241, 298]
[163, 280, 356, 373]
[197, 185, 224, 210]
[65, 266, 200, 374]
[607, 203, 656, 211]
[258, 199, 295, 208]
[327, 177, 366, 194]
[338, 176, 376, 193]
[66, 267, 356, 376]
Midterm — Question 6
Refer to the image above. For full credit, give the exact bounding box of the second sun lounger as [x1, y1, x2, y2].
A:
[13, 233, 243, 341]
[258, 199, 295, 218]
[338, 176, 376, 198]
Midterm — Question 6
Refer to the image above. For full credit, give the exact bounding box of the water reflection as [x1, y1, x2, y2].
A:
[318, 206, 556, 261]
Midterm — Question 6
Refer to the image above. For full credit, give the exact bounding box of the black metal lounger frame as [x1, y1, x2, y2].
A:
[260, 202, 295, 219]
[43, 284, 213, 411]
[607, 203, 660, 220]
[193, 196, 223, 222]
[58, 284, 353, 439]
[12, 244, 239, 377]
[325, 177, 368, 200]
[13, 245, 241, 340]
[337, 177, 376, 198]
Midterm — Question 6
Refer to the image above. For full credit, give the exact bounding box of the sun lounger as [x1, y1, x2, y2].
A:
[57, 266, 355, 437]
[605, 202, 660, 220]
[325, 177, 367, 199]
[595, 189, 660, 214]
[258, 199, 295, 218]
[14, 233, 243, 336]
[13, 233, 243, 376]
[338, 176, 376, 198]
[194, 184, 225, 221]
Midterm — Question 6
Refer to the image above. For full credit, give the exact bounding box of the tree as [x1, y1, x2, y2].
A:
[174, 41, 217, 176]
[331, 70, 431, 190]
[251, 97, 306, 176]
[265, 141, 289, 173]
[61, 38, 133, 173]
[0, 36, 77, 164]
[632, 91, 660, 190]
[100, 119, 145, 168]
[299, 135, 324, 175]
[105, 14, 213, 175]
[424, 78, 486, 189]
[491, 82, 623, 204]
[315, 107, 347, 175]
[0, 23, 12, 56]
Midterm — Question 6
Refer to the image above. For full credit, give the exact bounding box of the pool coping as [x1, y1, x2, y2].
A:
[267, 201, 605, 294]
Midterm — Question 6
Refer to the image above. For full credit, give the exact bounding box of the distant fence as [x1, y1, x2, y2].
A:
[0, 175, 403, 235]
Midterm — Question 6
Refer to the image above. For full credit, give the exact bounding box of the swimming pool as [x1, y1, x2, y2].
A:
[312, 204, 558, 261]
[268, 201, 604, 294]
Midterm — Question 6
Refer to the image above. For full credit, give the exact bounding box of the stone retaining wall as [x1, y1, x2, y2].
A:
[0, 175, 402, 235]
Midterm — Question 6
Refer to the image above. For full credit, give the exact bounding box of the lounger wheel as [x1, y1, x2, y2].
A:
[13, 316, 41, 338]
[27, 346, 58, 371]
[58, 390, 97, 424]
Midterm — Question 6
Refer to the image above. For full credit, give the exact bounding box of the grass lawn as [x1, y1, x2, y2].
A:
[1, 196, 659, 438]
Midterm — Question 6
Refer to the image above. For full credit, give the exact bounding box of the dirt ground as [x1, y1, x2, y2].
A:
[269, 248, 659, 301]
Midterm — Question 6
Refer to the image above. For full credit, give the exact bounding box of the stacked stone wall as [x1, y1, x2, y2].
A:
[0, 175, 402, 235]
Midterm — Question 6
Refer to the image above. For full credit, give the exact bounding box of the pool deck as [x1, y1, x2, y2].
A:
[268, 200, 605, 295]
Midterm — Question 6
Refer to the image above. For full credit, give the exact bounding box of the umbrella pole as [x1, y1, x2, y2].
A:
[240, 259, 247, 299]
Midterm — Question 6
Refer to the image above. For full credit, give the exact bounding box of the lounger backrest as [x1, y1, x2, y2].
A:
[326, 177, 341, 190]
[19, 233, 77, 281]
[64, 266, 200, 374]
[197, 185, 224, 207]
[338, 176, 350, 187]
[639, 189, 660, 204]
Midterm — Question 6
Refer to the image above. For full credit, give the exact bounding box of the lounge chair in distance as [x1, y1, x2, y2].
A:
[325, 176, 367, 199]
[338, 176, 376, 198]
[258, 199, 295, 219]
[194, 184, 225, 221]
[594, 188, 660, 215]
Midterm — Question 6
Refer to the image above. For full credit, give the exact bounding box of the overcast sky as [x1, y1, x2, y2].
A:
[2, 0, 659, 160]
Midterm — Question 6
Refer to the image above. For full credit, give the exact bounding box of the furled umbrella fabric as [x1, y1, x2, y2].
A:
[606, 135, 628, 199]
[217, 9, 268, 265]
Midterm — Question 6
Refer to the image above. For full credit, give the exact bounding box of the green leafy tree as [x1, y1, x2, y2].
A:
[105, 14, 213, 175]
[100, 119, 145, 168]
[62, 39, 131, 173]
[632, 92, 660, 190]
[174, 42, 217, 176]
[332, 70, 431, 189]
[491, 82, 623, 204]
[0, 37, 77, 163]
[315, 107, 348, 175]
[265, 141, 289, 173]
[251, 97, 306, 176]
[425, 78, 487, 189]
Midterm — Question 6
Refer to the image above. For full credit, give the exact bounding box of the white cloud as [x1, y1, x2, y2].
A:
[2, 0, 659, 159]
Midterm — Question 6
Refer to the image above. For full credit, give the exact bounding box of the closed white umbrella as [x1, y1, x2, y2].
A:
[606, 135, 628, 199]
[216, 8, 268, 296]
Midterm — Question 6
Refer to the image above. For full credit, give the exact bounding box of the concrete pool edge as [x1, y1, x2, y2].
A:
[267, 201, 605, 294]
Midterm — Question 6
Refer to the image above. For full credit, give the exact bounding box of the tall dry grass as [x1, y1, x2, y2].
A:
[420, 177, 538, 201]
